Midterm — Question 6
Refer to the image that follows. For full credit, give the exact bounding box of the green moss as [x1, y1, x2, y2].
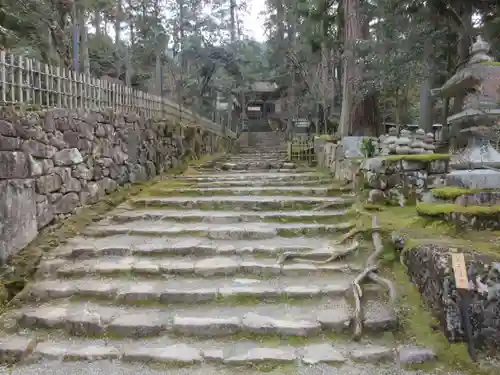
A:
[3, 153, 225, 309]
[387, 264, 491, 375]
[382, 153, 450, 162]
[481, 61, 500, 66]
[431, 186, 498, 200]
[417, 202, 500, 216]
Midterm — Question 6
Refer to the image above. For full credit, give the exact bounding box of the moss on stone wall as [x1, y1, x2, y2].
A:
[431, 186, 499, 200]
[417, 202, 500, 216]
[382, 153, 450, 162]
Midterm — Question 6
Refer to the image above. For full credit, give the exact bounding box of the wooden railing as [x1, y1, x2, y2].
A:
[287, 138, 316, 164]
[0, 51, 235, 138]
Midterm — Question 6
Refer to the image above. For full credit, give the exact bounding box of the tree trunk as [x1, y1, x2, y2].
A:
[450, 3, 474, 115]
[339, 0, 376, 136]
[230, 0, 237, 43]
[94, 11, 102, 36]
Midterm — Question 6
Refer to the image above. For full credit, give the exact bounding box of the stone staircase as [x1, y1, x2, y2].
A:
[0, 150, 442, 374]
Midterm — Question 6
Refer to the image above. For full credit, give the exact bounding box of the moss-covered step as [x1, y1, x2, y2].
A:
[52, 235, 360, 260]
[82, 220, 354, 239]
[3, 335, 421, 367]
[361, 154, 450, 175]
[416, 202, 500, 229]
[13, 298, 396, 339]
[51, 254, 361, 279]
[137, 186, 352, 198]
[110, 208, 354, 224]
[430, 186, 500, 206]
[29, 274, 362, 305]
[172, 172, 327, 183]
[130, 196, 354, 211]
[190, 177, 336, 187]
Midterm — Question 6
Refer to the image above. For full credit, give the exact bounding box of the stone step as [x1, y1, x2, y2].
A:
[54, 235, 359, 260]
[29, 275, 363, 304]
[196, 167, 301, 173]
[14, 298, 396, 338]
[174, 172, 326, 182]
[131, 196, 354, 211]
[139, 186, 351, 197]
[50, 255, 362, 279]
[192, 178, 336, 187]
[4, 336, 432, 366]
[224, 157, 289, 162]
[83, 221, 354, 239]
[110, 208, 353, 223]
[218, 163, 297, 171]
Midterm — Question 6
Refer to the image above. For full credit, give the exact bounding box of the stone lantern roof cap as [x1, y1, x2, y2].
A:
[430, 35, 500, 99]
[469, 35, 494, 64]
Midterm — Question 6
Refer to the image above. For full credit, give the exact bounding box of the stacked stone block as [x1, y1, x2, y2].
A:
[0, 108, 224, 262]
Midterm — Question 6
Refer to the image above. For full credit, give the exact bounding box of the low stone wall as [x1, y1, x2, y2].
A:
[418, 188, 500, 230]
[361, 156, 449, 206]
[403, 244, 500, 351]
[0, 108, 230, 263]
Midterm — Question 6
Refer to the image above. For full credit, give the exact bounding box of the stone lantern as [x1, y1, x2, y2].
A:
[430, 36, 500, 188]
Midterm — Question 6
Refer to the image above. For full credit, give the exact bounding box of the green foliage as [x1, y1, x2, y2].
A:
[417, 202, 500, 216]
[430, 186, 499, 200]
[382, 153, 450, 162]
[361, 138, 377, 158]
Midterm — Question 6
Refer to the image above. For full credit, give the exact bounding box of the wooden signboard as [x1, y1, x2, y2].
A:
[450, 252, 476, 361]
[451, 253, 469, 290]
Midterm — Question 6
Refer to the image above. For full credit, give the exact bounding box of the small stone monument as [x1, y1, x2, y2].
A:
[386, 127, 398, 154]
[379, 134, 390, 156]
[395, 129, 411, 154]
[409, 128, 426, 154]
[423, 132, 436, 153]
[431, 35, 500, 188]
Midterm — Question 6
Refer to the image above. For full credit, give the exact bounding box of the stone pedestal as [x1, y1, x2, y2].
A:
[449, 133, 500, 170]
[446, 130, 500, 189]
[446, 169, 500, 189]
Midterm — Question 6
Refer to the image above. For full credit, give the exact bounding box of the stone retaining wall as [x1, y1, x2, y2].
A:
[361, 157, 448, 206]
[0, 108, 229, 263]
[403, 244, 500, 351]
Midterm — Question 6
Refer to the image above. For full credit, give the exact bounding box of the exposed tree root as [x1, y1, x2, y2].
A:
[351, 214, 397, 341]
[334, 226, 375, 245]
[277, 241, 359, 265]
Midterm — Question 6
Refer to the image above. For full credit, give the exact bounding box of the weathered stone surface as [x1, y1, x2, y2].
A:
[123, 344, 203, 363]
[242, 313, 321, 336]
[0, 135, 21, 150]
[22, 140, 56, 158]
[0, 120, 16, 136]
[36, 174, 62, 194]
[107, 312, 168, 337]
[0, 336, 36, 364]
[0, 179, 37, 263]
[301, 343, 346, 364]
[358, 156, 449, 205]
[403, 244, 500, 350]
[34, 341, 120, 361]
[224, 347, 296, 364]
[54, 148, 83, 166]
[53, 192, 80, 214]
[0, 108, 226, 261]
[172, 316, 241, 336]
[0, 151, 30, 179]
[194, 257, 240, 276]
[350, 346, 394, 362]
[398, 346, 436, 364]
